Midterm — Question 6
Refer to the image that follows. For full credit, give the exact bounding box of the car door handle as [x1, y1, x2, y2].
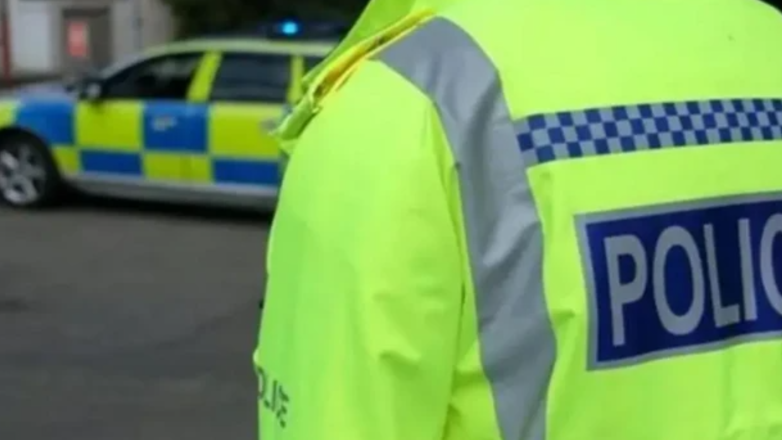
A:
[152, 116, 178, 131]
[261, 118, 278, 132]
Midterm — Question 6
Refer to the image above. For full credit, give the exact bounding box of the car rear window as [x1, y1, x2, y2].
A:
[210, 53, 291, 102]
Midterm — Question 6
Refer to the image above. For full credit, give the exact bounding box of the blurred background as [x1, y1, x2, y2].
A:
[0, 1, 368, 440]
[0, 0, 367, 85]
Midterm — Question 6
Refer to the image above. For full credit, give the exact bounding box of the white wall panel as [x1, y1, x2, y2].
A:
[8, 0, 54, 73]
[111, 0, 136, 61]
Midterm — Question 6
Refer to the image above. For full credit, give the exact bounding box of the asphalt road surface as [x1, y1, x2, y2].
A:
[0, 197, 270, 440]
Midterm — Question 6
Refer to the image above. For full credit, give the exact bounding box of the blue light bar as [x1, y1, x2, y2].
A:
[191, 20, 348, 42]
[280, 21, 300, 36]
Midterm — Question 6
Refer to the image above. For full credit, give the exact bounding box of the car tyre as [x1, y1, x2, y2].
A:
[0, 133, 62, 209]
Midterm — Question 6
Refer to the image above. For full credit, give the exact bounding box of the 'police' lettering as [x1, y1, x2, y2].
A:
[580, 195, 782, 368]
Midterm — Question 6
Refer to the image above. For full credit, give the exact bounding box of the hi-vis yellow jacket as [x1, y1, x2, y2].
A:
[255, 0, 782, 438]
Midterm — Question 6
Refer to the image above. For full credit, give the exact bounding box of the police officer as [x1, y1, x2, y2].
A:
[254, 0, 782, 438]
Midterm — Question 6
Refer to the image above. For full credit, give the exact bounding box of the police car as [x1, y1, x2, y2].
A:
[0, 21, 340, 210]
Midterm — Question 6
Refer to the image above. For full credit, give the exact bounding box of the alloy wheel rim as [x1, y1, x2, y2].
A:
[0, 144, 46, 205]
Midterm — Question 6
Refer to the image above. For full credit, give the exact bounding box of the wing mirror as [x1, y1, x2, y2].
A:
[77, 76, 103, 101]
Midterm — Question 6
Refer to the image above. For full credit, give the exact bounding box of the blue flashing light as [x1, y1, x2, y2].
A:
[280, 21, 300, 36]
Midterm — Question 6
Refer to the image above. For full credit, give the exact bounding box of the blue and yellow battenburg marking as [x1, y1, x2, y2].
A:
[9, 98, 282, 187]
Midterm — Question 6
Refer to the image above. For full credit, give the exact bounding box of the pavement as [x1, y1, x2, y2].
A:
[0, 196, 271, 440]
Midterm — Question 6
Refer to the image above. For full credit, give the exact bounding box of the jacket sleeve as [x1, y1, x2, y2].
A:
[254, 60, 465, 440]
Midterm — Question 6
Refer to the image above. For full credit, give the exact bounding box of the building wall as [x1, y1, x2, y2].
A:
[8, 0, 56, 74]
[6, 0, 175, 77]
[110, 0, 176, 59]
[139, 0, 174, 48]
[111, 0, 137, 60]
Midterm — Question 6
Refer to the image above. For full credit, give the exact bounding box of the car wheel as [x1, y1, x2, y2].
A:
[0, 133, 61, 209]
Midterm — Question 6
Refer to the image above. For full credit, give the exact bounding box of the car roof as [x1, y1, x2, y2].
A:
[96, 37, 337, 80]
[145, 38, 337, 58]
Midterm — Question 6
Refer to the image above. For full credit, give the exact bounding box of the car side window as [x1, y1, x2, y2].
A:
[209, 53, 291, 103]
[101, 53, 203, 100]
[304, 56, 325, 73]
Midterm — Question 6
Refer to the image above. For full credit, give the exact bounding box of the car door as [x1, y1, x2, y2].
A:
[75, 52, 206, 185]
[202, 51, 293, 195]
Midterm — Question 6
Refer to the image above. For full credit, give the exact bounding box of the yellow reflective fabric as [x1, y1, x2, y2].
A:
[276, 0, 460, 159]
[258, 0, 782, 438]
[440, 0, 782, 438]
[274, 11, 432, 162]
[303, 0, 461, 86]
[255, 60, 464, 439]
[537, 146, 782, 440]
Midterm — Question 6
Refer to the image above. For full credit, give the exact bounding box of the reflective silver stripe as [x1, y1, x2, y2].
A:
[378, 18, 556, 440]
